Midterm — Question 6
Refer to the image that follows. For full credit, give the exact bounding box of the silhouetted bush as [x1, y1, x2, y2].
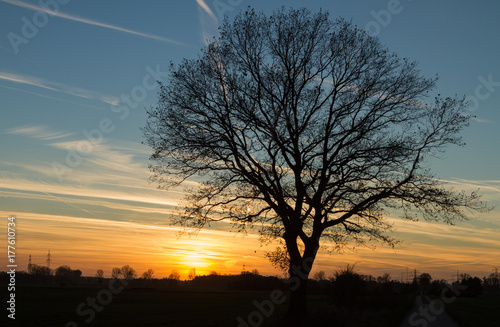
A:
[483, 273, 500, 292]
[331, 265, 367, 306]
[54, 265, 81, 285]
[460, 276, 483, 297]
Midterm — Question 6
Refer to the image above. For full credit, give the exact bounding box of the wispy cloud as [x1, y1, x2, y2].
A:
[470, 116, 495, 124]
[1, 0, 186, 46]
[0, 84, 107, 109]
[0, 71, 119, 105]
[196, 0, 219, 45]
[49, 140, 146, 175]
[5, 125, 75, 140]
[196, 0, 218, 21]
[0, 175, 182, 211]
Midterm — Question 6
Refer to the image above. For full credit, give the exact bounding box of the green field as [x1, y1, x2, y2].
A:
[2, 285, 415, 327]
[445, 293, 500, 327]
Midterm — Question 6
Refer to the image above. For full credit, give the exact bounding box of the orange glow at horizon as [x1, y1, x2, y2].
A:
[0, 210, 499, 282]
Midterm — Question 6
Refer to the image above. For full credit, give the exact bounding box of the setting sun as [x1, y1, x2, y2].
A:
[180, 253, 212, 269]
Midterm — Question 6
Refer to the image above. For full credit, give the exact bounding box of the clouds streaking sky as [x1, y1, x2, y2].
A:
[1, 0, 186, 46]
[1, 0, 499, 280]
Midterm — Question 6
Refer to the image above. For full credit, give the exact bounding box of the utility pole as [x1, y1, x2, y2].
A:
[28, 254, 32, 273]
[46, 250, 51, 270]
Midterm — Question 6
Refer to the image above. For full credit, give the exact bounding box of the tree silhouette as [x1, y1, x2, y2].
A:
[144, 7, 488, 320]
[29, 264, 51, 276]
[332, 264, 366, 305]
[54, 265, 81, 284]
[188, 268, 196, 281]
[95, 269, 104, 278]
[55, 265, 72, 278]
[120, 265, 137, 279]
[418, 273, 432, 286]
[111, 267, 122, 279]
[377, 272, 392, 284]
[168, 269, 181, 280]
[142, 269, 155, 279]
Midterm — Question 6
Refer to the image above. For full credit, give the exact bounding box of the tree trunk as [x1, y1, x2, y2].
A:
[283, 234, 320, 324]
[286, 271, 309, 323]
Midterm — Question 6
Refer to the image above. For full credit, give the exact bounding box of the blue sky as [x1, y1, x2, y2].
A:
[0, 0, 499, 280]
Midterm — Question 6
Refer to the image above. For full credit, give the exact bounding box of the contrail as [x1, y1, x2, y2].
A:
[196, 0, 218, 22]
[0, 71, 119, 105]
[40, 191, 97, 217]
[1, 0, 187, 46]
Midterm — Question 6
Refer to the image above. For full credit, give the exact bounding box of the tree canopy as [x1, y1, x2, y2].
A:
[143, 7, 487, 319]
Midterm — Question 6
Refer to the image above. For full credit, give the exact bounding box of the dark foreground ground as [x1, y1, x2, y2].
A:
[2, 284, 499, 326]
[2, 284, 412, 327]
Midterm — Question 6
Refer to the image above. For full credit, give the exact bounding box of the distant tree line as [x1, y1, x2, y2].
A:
[3, 261, 498, 296]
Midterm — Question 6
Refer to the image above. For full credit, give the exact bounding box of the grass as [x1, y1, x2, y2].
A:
[299, 293, 415, 327]
[3, 285, 421, 327]
[5, 285, 292, 327]
[445, 292, 500, 327]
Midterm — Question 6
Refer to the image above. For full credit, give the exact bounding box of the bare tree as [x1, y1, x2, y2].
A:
[187, 268, 196, 281]
[143, 7, 487, 320]
[377, 272, 392, 284]
[121, 265, 137, 279]
[168, 269, 181, 280]
[30, 264, 51, 276]
[111, 267, 121, 279]
[142, 269, 155, 279]
[96, 269, 104, 278]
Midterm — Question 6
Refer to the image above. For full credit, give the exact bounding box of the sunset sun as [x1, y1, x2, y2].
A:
[180, 253, 213, 270]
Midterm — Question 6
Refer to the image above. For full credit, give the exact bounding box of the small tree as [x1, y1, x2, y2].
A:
[418, 273, 432, 293]
[111, 267, 122, 279]
[461, 276, 483, 297]
[121, 265, 137, 279]
[377, 272, 392, 284]
[168, 269, 181, 280]
[96, 269, 104, 278]
[332, 264, 366, 305]
[72, 269, 82, 279]
[30, 264, 51, 276]
[55, 265, 72, 279]
[188, 268, 196, 280]
[142, 269, 155, 279]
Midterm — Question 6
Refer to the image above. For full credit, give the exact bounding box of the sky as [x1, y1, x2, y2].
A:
[0, 0, 499, 281]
